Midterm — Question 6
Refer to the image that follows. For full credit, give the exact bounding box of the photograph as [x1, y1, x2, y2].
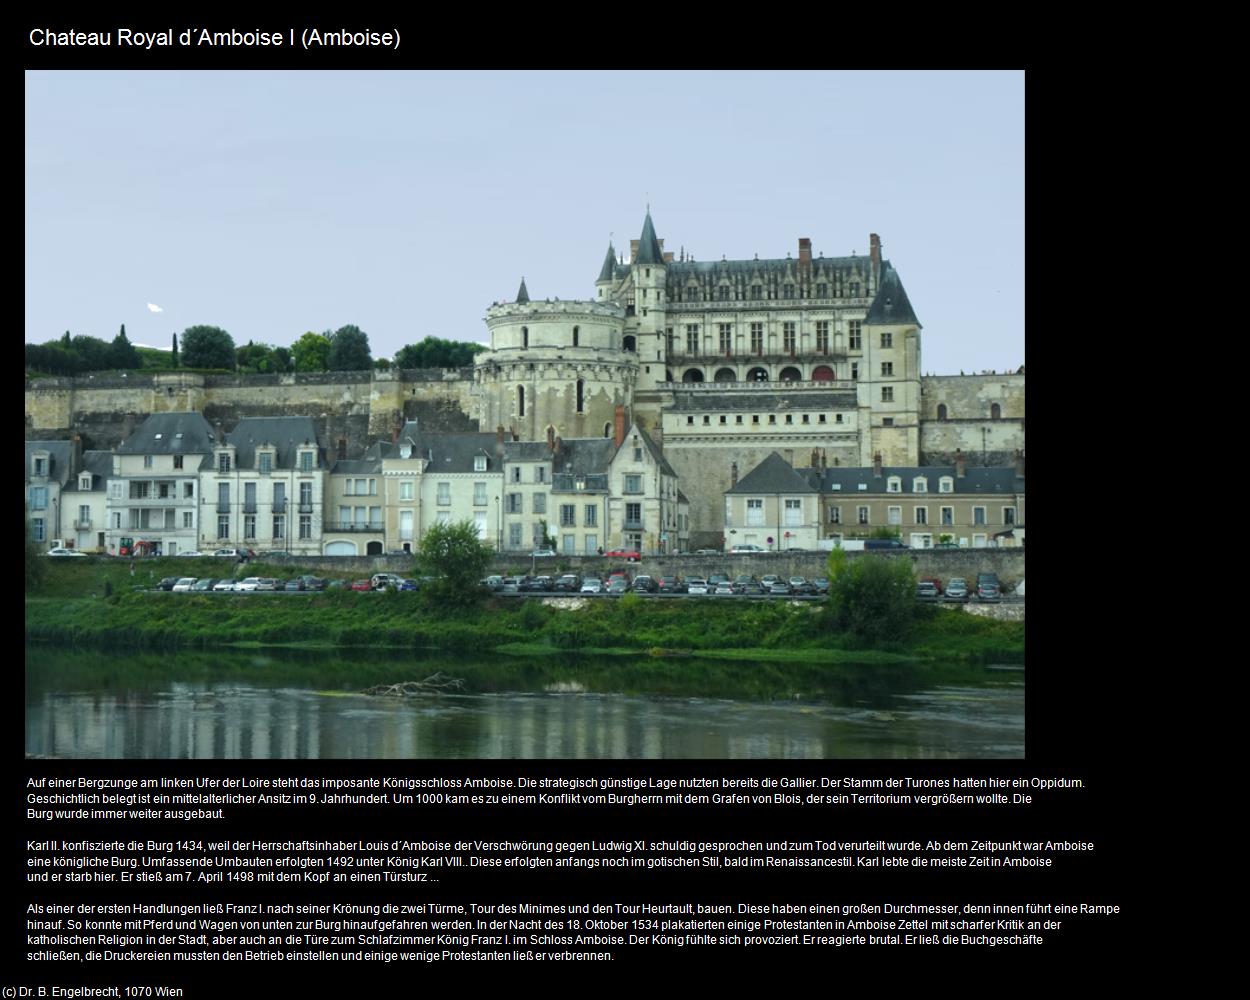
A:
[25, 70, 1025, 759]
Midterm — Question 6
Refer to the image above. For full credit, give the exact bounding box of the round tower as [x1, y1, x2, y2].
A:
[631, 209, 668, 393]
[476, 281, 634, 441]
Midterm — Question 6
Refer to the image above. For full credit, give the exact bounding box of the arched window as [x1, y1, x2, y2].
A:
[604, 423, 611, 438]
[665, 369, 674, 383]
[572, 326, 579, 347]
[991, 403, 1002, 420]
[576, 379, 585, 413]
[714, 368, 736, 383]
[811, 365, 835, 381]
[623, 335, 636, 352]
[779, 366, 802, 382]
[747, 367, 769, 382]
[518, 385, 525, 417]
[682, 369, 705, 383]
[937, 403, 948, 421]
[521, 326, 528, 349]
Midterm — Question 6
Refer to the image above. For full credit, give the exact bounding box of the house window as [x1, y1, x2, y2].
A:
[857, 506, 870, 525]
[750, 323, 763, 354]
[887, 477, 901, 493]
[474, 455, 487, 472]
[585, 534, 597, 554]
[815, 321, 829, 352]
[746, 499, 764, 526]
[719, 324, 732, 353]
[507, 493, 522, 514]
[144, 455, 153, 468]
[563, 533, 576, 554]
[625, 475, 642, 494]
[355, 479, 367, 495]
[533, 494, 546, 514]
[509, 523, 523, 547]
[300, 482, 313, 510]
[848, 321, 862, 350]
[560, 504, 576, 527]
[173, 455, 183, 470]
[300, 451, 314, 472]
[33, 456, 47, 477]
[882, 387, 894, 402]
[939, 477, 954, 494]
[888, 506, 902, 525]
[881, 362, 893, 377]
[29, 486, 48, 510]
[536, 466, 545, 483]
[914, 478, 928, 493]
[829, 506, 841, 524]
[32, 518, 45, 542]
[784, 499, 802, 526]
[218, 453, 231, 473]
[625, 502, 642, 527]
[183, 511, 193, 529]
[344, 479, 354, 496]
[244, 514, 256, 539]
[881, 333, 893, 348]
[273, 515, 286, 539]
[511, 466, 522, 483]
[400, 481, 414, 500]
[258, 452, 272, 474]
[914, 507, 928, 525]
[816, 283, 828, 298]
[850, 363, 859, 381]
[437, 483, 451, 505]
[974, 507, 986, 526]
[474, 482, 487, 506]
[273, 483, 286, 512]
[941, 507, 954, 526]
[437, 511, 451, 526]
[783, 322, 796, 353]
[399, 510, 413, 541]
[1003, 507, 1017, 525]
[686, 325, 699, 354]
[634, 447, 643, 462]
[584, 504, 597, 527]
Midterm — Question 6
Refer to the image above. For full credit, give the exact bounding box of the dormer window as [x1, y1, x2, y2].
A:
[80, 475, 91, 490]
[218, 452, 231, 473]
[939, 477, 954, 494]
[258, 452, 273, 474]
[474, 455, 487, 472]
[32, 455, 47, 477]
[887, 476, 901, 493]
[299, 451, 314, 472]
[913, 477, 928, 493]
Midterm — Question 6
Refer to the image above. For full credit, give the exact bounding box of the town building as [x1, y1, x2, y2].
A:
[25, 439, 74, 546]
[61, 449, 112, 552]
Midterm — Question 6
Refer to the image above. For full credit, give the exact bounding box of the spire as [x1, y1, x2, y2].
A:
[864, 264, 921, 327]
[516, 277, 529, 304]
[635, 209, 663, 265]
[597, 242, 617, 283]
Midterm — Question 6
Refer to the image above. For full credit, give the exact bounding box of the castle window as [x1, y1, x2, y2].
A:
[605, 423, 613, 437]
[736, 415, 743, 424]
[991, 403, 1002, 420]
[623, 335, 636, 352]
[801, 414, 809, 424]
[576, 379, 585, 413]
[937, 403, 948, 420]
[881, 362, 893, 377]
[750, 323, 763, 354]
[850, 363, 859, 381]
[816, 321, 829, 352]
[850, 282, 860, 297]
[816, 283, 828, 297]
[703, 416, 710, 425]
[768, 415, 776, 424]
[835, 414, 843, 424]
[685, 325, 699, 354]
[880, 332, 893, 348]
[883, 418, 894, 426]
[848, 321, 862, 350]
[783, 283, 795, 299]
[752, 415, 759, 424]
[783, 323, 796, 353]
[719, 324, 732, 353]
[882, 386, 894, 402]
[522, 327, 528, 348]
[785, 414, 793, 424]
[573, 326, 579, 346]
[750, 285, 762, 300]
[687, 416, 694, 425]
[720, 415, 727, 424]
[518, 385, 525, 417]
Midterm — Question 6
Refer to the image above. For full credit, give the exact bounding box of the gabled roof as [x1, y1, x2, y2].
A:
[864, 263, 921, 327]
[616, 422, 677, 477]
[597, 243, 617, 283]
[224, 417, 322, 470]
[726, 452, 818, 495]
[25, 440, 73, 484]
[553, 437, 617, 479]
[116, 412, 215, 456]
[816, 465, 1023, 495]
[635, 211, 664, 265]
[62, 450, 112, 493]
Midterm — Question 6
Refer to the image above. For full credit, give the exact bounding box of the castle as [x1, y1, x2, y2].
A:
[25, 211, 1023, 551]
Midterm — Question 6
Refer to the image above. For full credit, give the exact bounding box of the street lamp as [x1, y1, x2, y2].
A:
[495, 496, 501, 551]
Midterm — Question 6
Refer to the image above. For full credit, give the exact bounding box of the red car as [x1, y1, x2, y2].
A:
[350, 579, 373, 592]
[605, 548, 641, 562]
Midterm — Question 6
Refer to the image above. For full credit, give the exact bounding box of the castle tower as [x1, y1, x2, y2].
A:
[630, 210, 669, 393]
[476, 280, 634, 442]
[860, 258, 922, 465]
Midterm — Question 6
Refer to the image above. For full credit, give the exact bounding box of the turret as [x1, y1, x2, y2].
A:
[631, 209, 669, 391]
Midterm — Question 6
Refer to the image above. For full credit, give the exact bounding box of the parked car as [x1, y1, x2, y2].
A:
[171, 577, 198, 592]
[708, 573, 730, 589]
[740, 581, 766, 596]
[399, 579, 420, 591]
[657, 575, 684, 594]
[732, 574, 756, 593]
[607, 577, 630, 594]
[789, 577, 816, 595]
[192, 578, 217, 592]
[325, 579, 348, 590]
[605, 548, 641, 561]
[769, 580, 792, 596]
[713, 581, 735, 595]
[920, 577, 944, 595]
[176, 550, 204, 557]
[728, 544, 764, 554]
[694, 548, 720, 556]
[530, 548, 556, 558]
[976, 582, 1002, 603]
[300, 576, 326, 591]
[554, 574, 581, 592]
[235, 577, 263, 592]
[371, 573, 405, 591]
[944, 578, 970, 602]
[45, 547, 88, 557]
[501, 577, 524, 593]
[212, 579, 237, 592]
[976, 571, 1001, 590]
[631, 575, 657, 593]
[479, 575, 505, 591]
[527, 575, 555, 592]
[915, 581, 941, 601]
[811, 577, 830, 595]
[350, 579, 373, 592]
[760, 574, 781, 589]
[686, 577, 710, 595]
[212, 548, 241, 558]
[280, 579, 302, 592]
[580, 577, 604, 594]
[864, 538, 908, 551]
[157, 577, 180, 591]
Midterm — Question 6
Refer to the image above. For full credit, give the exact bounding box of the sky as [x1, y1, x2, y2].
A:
[25, 70, 1023, 375]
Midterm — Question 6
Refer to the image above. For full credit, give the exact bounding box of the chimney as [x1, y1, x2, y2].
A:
[613, 405, 626, 448]
[498, 424, 506, 446]
[1014, 450, 1025, 478]
[213, 419, 224, 445]
[546, 424, 555, 452]
[820, 450, 828, 470]
[337, 436, 347, 461]
[71, 433, 83, 473]
[663, 251, 674, 263]
[392, 423, 402, 445]
[873, 451, 883, 478]
[810, 448, 819, 468]
[554, 435, 562, 455]
[955, 449, 967, 478]
[730, 461, 738, 487]
[798, 237, 812, 279]
[869, 233, 881, 283]
[629, 239, 639, 262]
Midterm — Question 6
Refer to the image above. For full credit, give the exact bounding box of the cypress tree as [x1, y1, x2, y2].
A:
[171, 333, 179, 368]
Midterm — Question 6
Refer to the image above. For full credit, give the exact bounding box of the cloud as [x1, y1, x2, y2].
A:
[146, 302, 163, 313]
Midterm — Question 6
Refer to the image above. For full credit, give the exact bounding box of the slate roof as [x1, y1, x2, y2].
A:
[635, 212, 664, 265]
[414, 432, 501, 474]
[552, 438, 617, 479]
[25, 440, 73, 484]
[726, 452, 818, 495]
[504, 441, 554, 462]
[814, 466, 1023, 495]
[666, 254, 873, 283]
[676, 489, 690, 504]
[597, 243, 617, 283]
[62, 450, 112, 493]
[670, 391, 856, 412]
[516, 278, 530, 304]
[116, 412, 215, 456]
[330, 458, 382, 475]
[864, 263, 921, 327]
[620, 422, 678, 478]
[224, 417, 322, 470]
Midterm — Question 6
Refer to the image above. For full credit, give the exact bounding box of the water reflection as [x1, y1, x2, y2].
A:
[25, 646, 1023, 759]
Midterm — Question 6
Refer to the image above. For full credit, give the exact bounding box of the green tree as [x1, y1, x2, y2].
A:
[235, 340, 277, 373]
[271, 346, 292, 373]
[394, 337, 486, 369]
[69, 335, 114, 371]
[171, 333, 179, 367]
[180, 325, 236, 369]
[826, 555, 916, 645]
[327, 325, 372, 371]
[869, 526, 902, 539]
[112, 324, 140, 369]
[373, 357, 392, 371]
[415, 519, 495, 605]
[291, 331, 331, 372]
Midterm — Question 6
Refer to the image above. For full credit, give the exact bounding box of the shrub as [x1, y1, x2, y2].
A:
[826, 556, 916, 645]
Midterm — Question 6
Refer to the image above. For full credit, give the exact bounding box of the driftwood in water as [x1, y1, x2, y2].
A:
[362, 673, 464, 697]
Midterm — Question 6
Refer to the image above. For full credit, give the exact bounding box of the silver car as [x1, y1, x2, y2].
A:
[580, 578, 603, 594]
[171, 577, 198, 592]
[686, 577, 710, 595]
[212, 579, 237, 592]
